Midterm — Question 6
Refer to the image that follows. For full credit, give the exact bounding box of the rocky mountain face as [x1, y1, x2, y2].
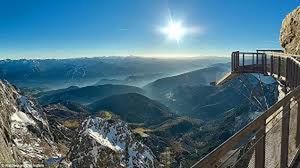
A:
[69, 115, 157, 168]
[0, 80, 65, 167]
[0, 80, 157, 167]
[0, 81, 19, 164]
[280, 6, 300, 54]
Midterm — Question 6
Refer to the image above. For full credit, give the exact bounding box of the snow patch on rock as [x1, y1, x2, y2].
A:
[11, 111, 36, 126]
[18, 96, 48, 126]
[87, 128, 122, 152]
[70, 116, 156, 168]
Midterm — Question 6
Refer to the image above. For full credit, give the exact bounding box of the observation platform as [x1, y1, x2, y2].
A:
[193, 50, 300, 168]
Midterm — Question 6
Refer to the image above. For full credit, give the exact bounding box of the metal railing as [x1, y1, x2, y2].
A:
[192, 50, 300, 168]
[232, 50, 300, 89]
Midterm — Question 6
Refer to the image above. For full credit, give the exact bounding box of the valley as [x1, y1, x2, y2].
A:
[0, 57, 281, 167]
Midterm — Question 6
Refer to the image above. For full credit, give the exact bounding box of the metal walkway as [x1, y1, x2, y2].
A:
[192, 50, 300, 168]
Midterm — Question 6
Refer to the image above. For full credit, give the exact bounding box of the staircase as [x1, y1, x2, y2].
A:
[192, 50, 300, 168]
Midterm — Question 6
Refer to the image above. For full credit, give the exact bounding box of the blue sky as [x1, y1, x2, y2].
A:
[0, 0, 299, 59]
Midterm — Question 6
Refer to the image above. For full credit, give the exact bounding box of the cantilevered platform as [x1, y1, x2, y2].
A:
[193, 50, 300, 168]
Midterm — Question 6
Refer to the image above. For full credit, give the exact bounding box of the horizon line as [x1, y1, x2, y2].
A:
[0, 55, 231, 61]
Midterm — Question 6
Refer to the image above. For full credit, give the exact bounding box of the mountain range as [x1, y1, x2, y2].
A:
[0, 58, 281, 168]
[0, 57, 229, 89]
[145, 72, 278, 120]
[0, 80, 158, 168]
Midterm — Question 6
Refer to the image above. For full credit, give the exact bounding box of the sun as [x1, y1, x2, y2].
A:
[160, 20, 186, 43]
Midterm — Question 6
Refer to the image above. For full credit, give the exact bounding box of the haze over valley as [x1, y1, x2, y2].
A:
[0, 0, 297, 167]
[0, 56, 281, 167]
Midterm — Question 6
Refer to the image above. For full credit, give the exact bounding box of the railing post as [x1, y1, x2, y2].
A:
[271, 55, 274, 75]
[235, 52, 237, 71]
[289, 58, 292, 87]
[252, 53, 255, 71]
[290, 59, 295, 88]
[264, 54, 267, 75]
[237, 51, 240, 71]
[296, 64, 299, 86]
[257, 51, 259, 65]
[234, 52, 237, 71]
[290, 58, 292, 87]
[242, 53, 245, 72]
[261, 53, 264, 73]
[298, 65, 300, 87]
[290, 59, 293, 88]
[255, 121, 266, 168]
[296, 96, 300, 147]
[286, 58, 290, 86]
[231, 52, 234, 72]
[292, 61, 296, 88]
[278, 57, 281, 78]
[280, 101, 291, 168]
[294, 61, 297, 87]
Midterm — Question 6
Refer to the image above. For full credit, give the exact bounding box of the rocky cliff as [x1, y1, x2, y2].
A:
[69, 115, 157, 168]
[0, 79, 157, 167]
[0, 80, 19, 164]
[0, 80, 66, 167]
[280, 7, 300, 54]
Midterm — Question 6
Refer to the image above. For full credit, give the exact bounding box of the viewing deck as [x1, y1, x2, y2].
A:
[193, 50, 300, 168]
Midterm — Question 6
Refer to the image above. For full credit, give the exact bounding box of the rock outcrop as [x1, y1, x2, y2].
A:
[0, 79, 158, 167]
[280, 7, 300, 54]
[69, 115, 157, 168]
[0, 80, 19, 164]
[0, 80, 66, 167]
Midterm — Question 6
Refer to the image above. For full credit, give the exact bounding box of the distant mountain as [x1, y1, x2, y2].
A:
[94, 72, 166, 87]
[143, 62, 278, 120]
[0, 57, 229, 89]
[147, 72, 278, 120]
[35, 86, 79, 97]
[0, 58, 123, 89]
[143, 63, 230, 98]
[88, 93, 174, 126]
[0, 70, 281, 168]
[37, 84, 145, 105]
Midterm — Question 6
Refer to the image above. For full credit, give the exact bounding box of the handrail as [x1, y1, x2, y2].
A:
[192, 85, 300, 168]
[272, 52, 300, 59]
[237, 52, 264, 54]
[231, 51, 300, 89]
[257, 49, 284, 53]
[192, 50, 300, 168]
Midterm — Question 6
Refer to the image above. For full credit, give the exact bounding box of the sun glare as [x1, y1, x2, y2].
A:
[161, 21, 186, 42]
